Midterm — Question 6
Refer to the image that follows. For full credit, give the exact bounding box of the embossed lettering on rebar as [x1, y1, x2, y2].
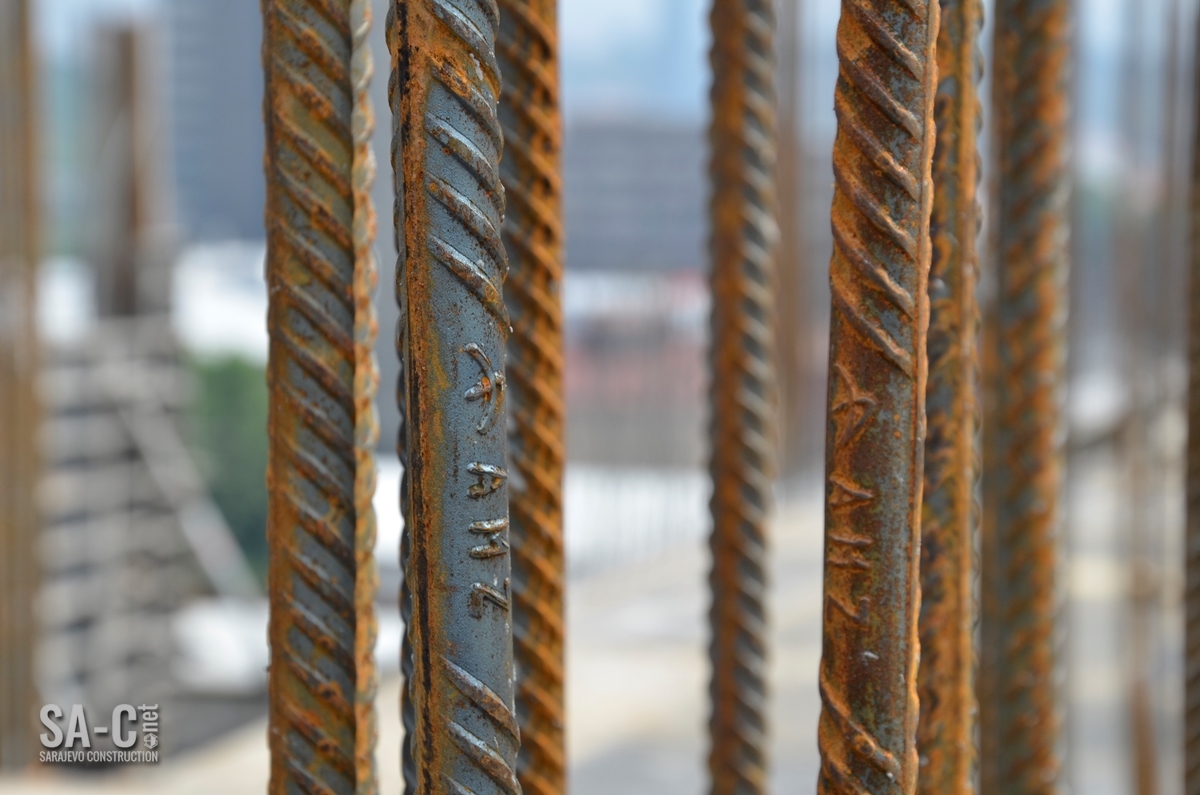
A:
[262, 0, 379, 791]
[815, 1, 938, 794]
[495, 1, 565, 793]
[979, 1, 1071, 793]
[388, 1, 521, 793]
[916, 0, 982, 792]
[706, 0, 779, 793]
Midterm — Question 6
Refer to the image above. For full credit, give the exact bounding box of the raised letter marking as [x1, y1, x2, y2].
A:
[828, 594, 871, 626]
[469, 516, 510, 559]
[468, 462, 508, 498]
[463, 343, 505, 434]
[470, 579, 511, 618]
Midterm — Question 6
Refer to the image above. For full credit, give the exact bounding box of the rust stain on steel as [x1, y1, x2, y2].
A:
[1186, 0, 1200, 787]
[495, 1, 566, 793]
[816, 1, 938, 794]
[262, 0, 379, 792]
[388, 1, 521, 793]
[916, 0, 982, 792]
[706, 0, 779, 793]
[978, 1, 1071, 793]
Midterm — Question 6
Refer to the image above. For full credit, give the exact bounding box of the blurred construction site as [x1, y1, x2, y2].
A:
[0, 0, 1194, 793]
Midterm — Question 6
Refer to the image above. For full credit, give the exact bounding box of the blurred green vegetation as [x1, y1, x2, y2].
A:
[185, 355, 269, 583]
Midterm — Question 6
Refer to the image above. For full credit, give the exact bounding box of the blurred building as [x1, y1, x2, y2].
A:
[564, 123, 706, 273]
[166, 0, 264, 242]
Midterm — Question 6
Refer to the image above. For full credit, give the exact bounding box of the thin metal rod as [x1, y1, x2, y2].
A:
[916, 0, 982, 792]
[1117, 2, 1161, 793]
[1184, 0, 1200, 787]
[815, 1, 938, 793]
[0, 0, 39, 771]
[495, 1, 566, 793]
[262, 0, 379, 791]
[388, 2, 521, 793]
[775, 0, 807, 478]
[978, 1, 1072, 792]
[706, 0, 779, 792]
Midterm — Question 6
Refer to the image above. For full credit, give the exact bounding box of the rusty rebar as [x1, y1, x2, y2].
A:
[978, 1, 1072, 793]
[1185, 0, 1200, 786]
[815, 2, 938, 794]
[388, 2, 520, 794]
[0, 0, 39, 771]
[706, 0, 779, 793]
[495, 2, 565, 794]
[262, 0, 379, 791]
[916, 0, 982, 792]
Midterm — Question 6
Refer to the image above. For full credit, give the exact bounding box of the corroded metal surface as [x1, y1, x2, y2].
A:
[705, 0, 778, 792]
[978, 1, 1071, 793]
[495, 1, 565, 794]
[816, 2, 938, 794]
[0, 0, 40, 770]
[262, 0, 379, 791]
[916, 0, 982, 791]
[388, 1, 520, 793]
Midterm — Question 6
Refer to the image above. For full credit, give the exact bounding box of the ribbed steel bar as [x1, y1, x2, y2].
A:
[1185, 0, 1200, 786]
[978, 1, 1071, 793]
[915, 0, 982, 792]
[706, 1, 779, 793]
[815, 2, 938, 794]
[0, 0, 39, 771]
[388, 2, 520, 793]
[262, 0, 379, 791]
[495, 1, 565, 794]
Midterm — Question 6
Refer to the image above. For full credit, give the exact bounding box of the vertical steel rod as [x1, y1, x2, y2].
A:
[776, 0, 807, 478]
[262, 0, 379, 791]
[495, 1, 566, 793]
[916, 0, 982, 792]
[0, 0, 39, 771]
[978, 1, 1072, 793]
[1185, 0, 1200, 787]
[389, 2, 520, 793]
[815, 1, 938, 794]
[706, 0, 779, 792]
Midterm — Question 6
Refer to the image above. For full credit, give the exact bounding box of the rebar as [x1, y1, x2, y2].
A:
[815, 2, 938, 794]
[706, 1, 779, 793]
[916, 0, 982, 792]
[775, 0, 807, 478]
[262, 0, 379, 791]
[388, 2, 521, 794]
[978, 1, 1072, 793]
[495, 1, 565, 794]
[0, 0, 39, 771]
[1185, 1, 1200, 787]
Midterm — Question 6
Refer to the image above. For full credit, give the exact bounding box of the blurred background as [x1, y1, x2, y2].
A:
[0, 0, 1193, 792]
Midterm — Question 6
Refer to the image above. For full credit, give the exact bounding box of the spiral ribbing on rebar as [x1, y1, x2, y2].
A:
[816, 1, 938, 794]
[495, 2, 565, 794]
[979, 2, 1071, 793]
[263, 1, 379, 792]
[916, 0, 982, 792]
[389, 1, 521, 793]
[1185, 2, 1200, 788]
[705, 1, 778, 793]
